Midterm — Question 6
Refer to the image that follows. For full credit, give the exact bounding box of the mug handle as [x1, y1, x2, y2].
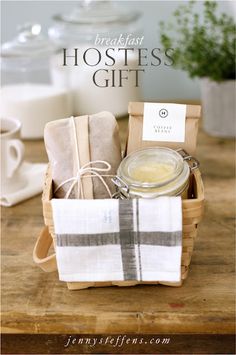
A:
[7, 139, 25, 178]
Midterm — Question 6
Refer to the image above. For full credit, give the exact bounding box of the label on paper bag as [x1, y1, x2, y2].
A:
[142, 103, 186, 142]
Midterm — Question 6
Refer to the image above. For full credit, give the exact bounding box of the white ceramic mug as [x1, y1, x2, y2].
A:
[1, 117, 25, 194]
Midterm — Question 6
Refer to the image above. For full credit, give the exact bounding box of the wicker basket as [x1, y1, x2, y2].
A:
[33, 165, 204, 290]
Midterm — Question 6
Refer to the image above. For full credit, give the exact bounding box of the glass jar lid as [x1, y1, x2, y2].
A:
[114, 147, 192, 198]
[54, 1, 140, 25]
[1, 23, 54, 58]
[49, 0, 141, 44]
[118, 147, 186, 189]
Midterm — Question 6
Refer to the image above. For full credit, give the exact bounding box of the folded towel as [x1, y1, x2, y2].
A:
[52, 197, 182, 282]
[1, 162, 47, 207]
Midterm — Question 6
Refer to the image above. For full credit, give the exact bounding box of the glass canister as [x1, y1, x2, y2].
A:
[48, 0, 143, 117]
[0, 23, 72, 139]
[112, 148, 199, 199]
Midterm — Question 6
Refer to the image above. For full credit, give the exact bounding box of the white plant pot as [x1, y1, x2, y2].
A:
[200, 78, 236, 137]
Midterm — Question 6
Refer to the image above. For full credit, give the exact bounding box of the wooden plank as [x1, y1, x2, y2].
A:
[1, 334, 235, 354]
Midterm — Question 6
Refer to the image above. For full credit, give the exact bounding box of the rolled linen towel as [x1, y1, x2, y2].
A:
[44, 112, 121, 199]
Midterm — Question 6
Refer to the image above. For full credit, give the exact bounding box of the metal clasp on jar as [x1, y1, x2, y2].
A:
[176, 149, 200, 171]
[111, 176, 130, 199]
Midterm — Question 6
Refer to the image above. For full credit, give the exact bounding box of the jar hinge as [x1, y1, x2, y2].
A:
[111, 176, 130, 199]
[176, 149, 200, 171]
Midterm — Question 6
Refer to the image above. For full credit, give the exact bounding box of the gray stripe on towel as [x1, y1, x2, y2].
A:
[57, 233, 120, 247]
[119, 200, 137, 281]
[136, 199, 142, 281]
[56, 231, 182, 247]
[140, 231, 182, 246]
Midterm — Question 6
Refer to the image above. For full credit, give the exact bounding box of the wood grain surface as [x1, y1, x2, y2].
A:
[1, 117, 235, 334]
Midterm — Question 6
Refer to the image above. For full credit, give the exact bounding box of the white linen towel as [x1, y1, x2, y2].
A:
[1, 162, 47, 207]
[52, 197, 182, 282]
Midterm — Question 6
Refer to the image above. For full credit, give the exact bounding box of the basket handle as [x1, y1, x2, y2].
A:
[33, 226, 57, 272]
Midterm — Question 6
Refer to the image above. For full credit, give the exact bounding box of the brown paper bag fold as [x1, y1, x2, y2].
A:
[127, 102, 201, 156]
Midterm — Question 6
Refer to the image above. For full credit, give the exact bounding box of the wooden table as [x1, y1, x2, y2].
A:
[1, 117, 235, 344]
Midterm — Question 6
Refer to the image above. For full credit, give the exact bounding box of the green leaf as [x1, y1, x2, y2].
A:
[159, 0, 236, 81]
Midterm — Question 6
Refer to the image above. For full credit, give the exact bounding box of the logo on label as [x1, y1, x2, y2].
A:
[159, 108, 168, 118]
[143, 103, 186, 143]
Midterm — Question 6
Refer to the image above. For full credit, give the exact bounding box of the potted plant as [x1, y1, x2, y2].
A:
[160, 1, 236, 137]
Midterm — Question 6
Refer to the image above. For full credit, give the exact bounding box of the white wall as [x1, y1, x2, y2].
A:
[1, 1, 235, 100]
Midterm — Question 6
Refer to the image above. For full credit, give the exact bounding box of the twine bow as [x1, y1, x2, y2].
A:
[54, 160, 113, 199]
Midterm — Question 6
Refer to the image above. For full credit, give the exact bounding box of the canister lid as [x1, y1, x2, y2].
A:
[1, 23, 54, 59]
[49, 1, 141, 44]
[54, 1, 140, 25]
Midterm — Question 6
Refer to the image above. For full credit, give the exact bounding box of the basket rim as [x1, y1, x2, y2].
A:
[42, 163, 204, 204]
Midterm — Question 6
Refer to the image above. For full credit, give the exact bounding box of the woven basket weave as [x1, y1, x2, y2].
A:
[34, 164, 204, 290]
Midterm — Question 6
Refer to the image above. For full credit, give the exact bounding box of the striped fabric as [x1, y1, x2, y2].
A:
[52, 197, 182, 282]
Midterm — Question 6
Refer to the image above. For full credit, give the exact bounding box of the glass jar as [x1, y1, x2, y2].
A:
[48, 0, 143, 117]
[0, 23, 72, 139]
[112, 148, 199, 199]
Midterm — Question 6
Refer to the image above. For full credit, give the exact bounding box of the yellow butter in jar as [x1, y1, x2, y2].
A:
[114, 147, 192, 199]
[130, 162, 175, 184]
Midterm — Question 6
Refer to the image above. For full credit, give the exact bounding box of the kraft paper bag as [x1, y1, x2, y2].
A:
[44, 112, 121, 199]
[127, 102, 201, 156]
